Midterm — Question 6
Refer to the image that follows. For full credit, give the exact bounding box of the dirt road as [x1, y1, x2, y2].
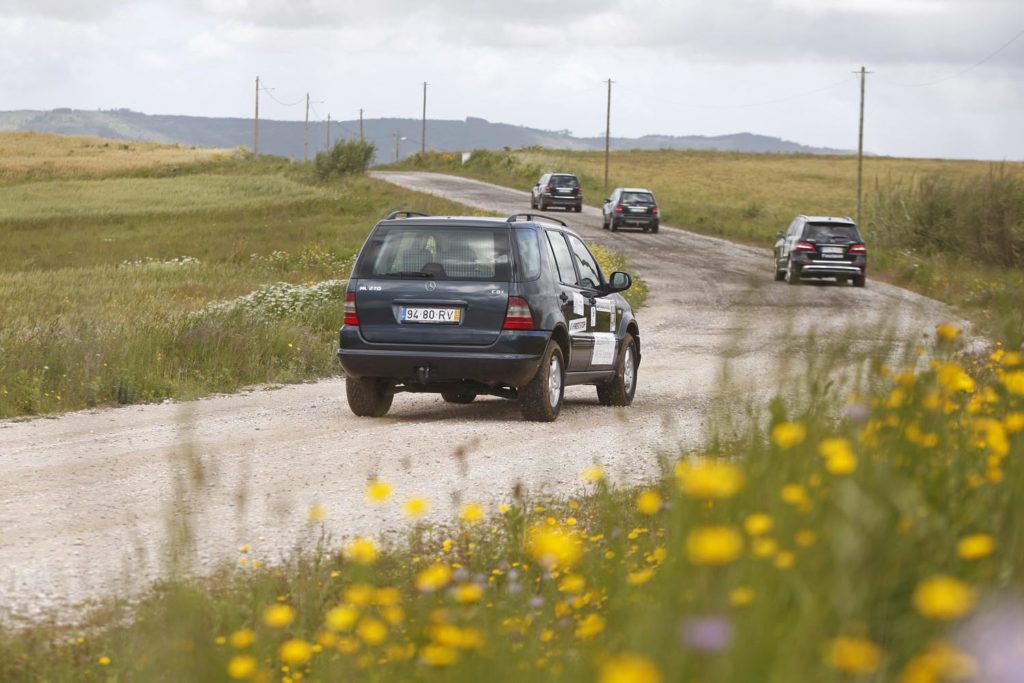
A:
[0, 172, 955, 622]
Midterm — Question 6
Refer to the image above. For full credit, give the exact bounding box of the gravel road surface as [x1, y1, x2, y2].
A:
[0, 172, 956, 623]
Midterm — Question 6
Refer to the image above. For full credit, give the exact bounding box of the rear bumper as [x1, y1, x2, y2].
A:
[337, 327, 550, 387]
[612, 215, 658, 227]
[542, 195, 581, 207]
[793, 256, 866, 279]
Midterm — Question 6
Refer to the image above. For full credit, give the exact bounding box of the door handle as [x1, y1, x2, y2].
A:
[559, 293, 569, 303]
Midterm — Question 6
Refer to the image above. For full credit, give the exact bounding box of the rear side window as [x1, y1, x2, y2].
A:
[567, 235, 604, 290]
[356, 226, 510, 281]
[804, 223, 860, 241]
[546, 231, 578, 286]
[550, 175, 580, 189]
[513, 228, 542, 281]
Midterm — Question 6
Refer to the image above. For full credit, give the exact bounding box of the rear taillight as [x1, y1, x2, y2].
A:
[651, 207, 659, 216]
[849, 243, 867, 254]
[544, 186, 553, 195]
[614, 205, 625, 214]
[794, 241, 816, 253]
[343, 292, 360, 326]
[502, 296, 534, 330]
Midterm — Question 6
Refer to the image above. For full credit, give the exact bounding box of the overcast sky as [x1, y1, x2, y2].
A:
[2, 0, 1022, 160]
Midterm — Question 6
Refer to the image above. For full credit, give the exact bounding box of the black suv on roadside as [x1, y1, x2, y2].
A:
[530, 173, 583, 212]
[602, 187, 660, 233]
[774, 215, 867, 287]
[337, 211, 640, 421]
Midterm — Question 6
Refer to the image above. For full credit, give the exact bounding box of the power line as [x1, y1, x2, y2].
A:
[875, 26, 1024, 88]
[259, 82, 305, 108]
[617, 76, 856, 110]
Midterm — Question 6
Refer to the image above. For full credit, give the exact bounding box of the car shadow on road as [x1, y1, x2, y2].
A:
[374, 395, 607, 424]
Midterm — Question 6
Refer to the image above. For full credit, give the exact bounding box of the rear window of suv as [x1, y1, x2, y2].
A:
[356, 226, 511, 281]
[621, 191, 655, 205]
[804, 223, 860, 241]
[550, 175, 580, 189]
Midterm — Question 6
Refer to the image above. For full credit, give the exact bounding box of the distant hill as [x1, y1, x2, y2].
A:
[0, 109, 853, 163]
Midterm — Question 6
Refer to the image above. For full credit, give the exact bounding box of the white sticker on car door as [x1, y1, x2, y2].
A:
[591, 333, 616, 366]
[569, 318, 587, 334]
[573, 292, 585, 316]
[590, 305, 597, 328]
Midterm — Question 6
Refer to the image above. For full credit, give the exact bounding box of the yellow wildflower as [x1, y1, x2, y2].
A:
[420, 643, 458, 666]
[675, 458, 745, 499]
[913, 576, 976, 620]
[558, 574, 586, 594]
[627, 568, 655, 586]
[599, 652, 663, 683]
[97, 656, 111, 666]
[729, 586, 755, 606]
[278, 639, 312, 666]
[454, 583, 485, 603]
[227, 654, 257, 679]
[825, 636, 883, 674]
[956, 534, 996, 560]
[357, 617, 388, 645]
[262, 604, 295, 629]
[819, 437, 858, 475]
[307, 504, 326, 523]
[899, 641, 977, 683]
[751, 537, 778, 558]
[325, 605, 359, 632]
[636, 489, 662, 515]
[581, 465, 606, 482]
[403, 496, 429, 518]
[229, 628, 255, 648]
[795, 530, 818, 547]
[366, 479, 391, 503]
[934, 361, 975, 394]
[774, 550, 796, 569]
[527, 522, 584, 569]
[935, 323, 960, 342]
[575, 613, 606, 640]
[344, 537, 379, 565]
[772, 422, 807, 448]
[415, 563, 453, 593]
[460, 502, 484, 524]
[781, 484, 811, 511]
[1002, 370, 1024, 395]
[686, 526, 743, 565]
[744, 513, 773, 536]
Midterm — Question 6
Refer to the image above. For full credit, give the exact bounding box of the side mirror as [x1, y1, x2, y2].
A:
[776, 231, 784, 239]
[608, 271, 632, 293]
[604, 198, 611, 203]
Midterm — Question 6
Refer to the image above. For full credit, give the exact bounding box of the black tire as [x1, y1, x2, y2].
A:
[539, 199, 547, 211]
[574, 204, 582, 213]
[853, 275, 866, 288]
[785, 258, 800, 285]
[519, 340, 565, 422]
[345, 376, 393, 417]
[774, 256, 785, 281]
[651, 224, 659, 234]
[530, 195, 537, 209]
[610, 219, 619, 232]
[597, 333, 638, 407]
[441, 391, 476, 404]
[602, 214, 609, 230]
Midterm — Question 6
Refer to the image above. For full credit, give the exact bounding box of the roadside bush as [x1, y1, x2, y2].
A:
[870, 167, 1024, 268]
[315, 140, 376, 180]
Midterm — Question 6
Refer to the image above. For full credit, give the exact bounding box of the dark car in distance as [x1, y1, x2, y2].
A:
[602, 188, 659, 233]
[530, 173, 583, 212]
[774, 215, 867, 286]
[337, 211, 641, 421]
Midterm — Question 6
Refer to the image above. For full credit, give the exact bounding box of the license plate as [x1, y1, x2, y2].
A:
[401, 307, 461, 324]
[629, 207, 646, 213]
[556, 188, 572, 194]
[822, 246, 844, 259]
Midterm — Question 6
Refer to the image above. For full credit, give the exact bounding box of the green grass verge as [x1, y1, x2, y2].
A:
[2, 329, 1021, 682]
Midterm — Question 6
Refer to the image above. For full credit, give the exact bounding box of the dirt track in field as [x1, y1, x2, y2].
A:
[0, 172, 956, 622]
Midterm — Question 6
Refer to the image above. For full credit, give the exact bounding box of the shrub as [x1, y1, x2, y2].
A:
[314, 140, 376, 180]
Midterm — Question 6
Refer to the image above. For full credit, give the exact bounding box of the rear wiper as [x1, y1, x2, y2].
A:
[381, 271, 434, 278]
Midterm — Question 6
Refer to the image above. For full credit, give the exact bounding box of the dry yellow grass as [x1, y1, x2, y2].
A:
[0, 131, 231, 180]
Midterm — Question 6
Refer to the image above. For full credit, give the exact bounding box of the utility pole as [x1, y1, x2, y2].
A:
[604, 78, 613, 194]
[854, 66, 872, 227]
[253, 76, 260, 155]
[393, 132, 398, 163]
[326, 113, 331, 150]
[359, 108, 364, 142]
[303, 93, 310, 162]
[421, 82, 428, 156]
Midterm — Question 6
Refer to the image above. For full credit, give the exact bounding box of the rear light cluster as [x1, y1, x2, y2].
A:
[502, 296, 535, 330]
[849, 243, 867, 254]
[614, 205, 625, 214]
[651, 207, 659, 216]
[343, 292, 360, 326]
[794, 241, 817, 253]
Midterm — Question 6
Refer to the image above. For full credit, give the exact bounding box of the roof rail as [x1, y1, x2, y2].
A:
[506, 213, 568, 228]
[384, 210, 431, 220]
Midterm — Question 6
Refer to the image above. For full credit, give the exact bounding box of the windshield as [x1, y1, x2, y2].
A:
[804, 223, 860, 241]
[356, 226, 510, 281]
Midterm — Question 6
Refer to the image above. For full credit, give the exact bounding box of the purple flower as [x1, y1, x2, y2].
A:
[680, 616, 734, 653]
[844, 402, 871, 423]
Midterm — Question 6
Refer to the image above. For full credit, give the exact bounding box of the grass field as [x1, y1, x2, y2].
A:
[393, 149, 1024, 343]
[2, 326, 1021, 682]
